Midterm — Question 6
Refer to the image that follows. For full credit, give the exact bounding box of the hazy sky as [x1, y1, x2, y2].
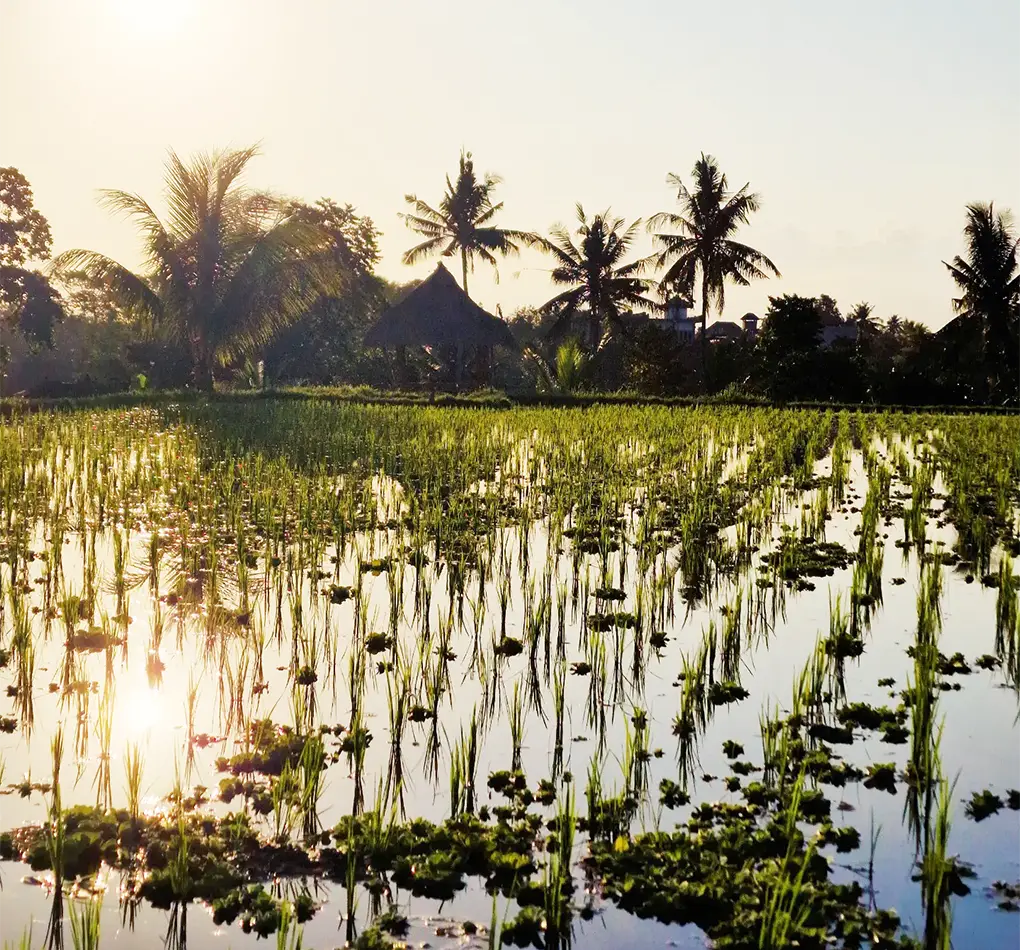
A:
[4, 0, 1018, 326]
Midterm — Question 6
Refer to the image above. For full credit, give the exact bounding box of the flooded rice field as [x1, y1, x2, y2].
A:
[0, 402, 1017, 949]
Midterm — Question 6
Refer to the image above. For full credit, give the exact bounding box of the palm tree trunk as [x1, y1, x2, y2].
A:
[395, 345, 409, 388]
[193, 347, 215, 393]
[454, 341, 465, 391]
[457, 249, 469, 389]
[700, 274, 709, 391]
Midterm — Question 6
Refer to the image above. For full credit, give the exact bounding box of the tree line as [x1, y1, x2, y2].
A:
[1, 148, 1017, 405]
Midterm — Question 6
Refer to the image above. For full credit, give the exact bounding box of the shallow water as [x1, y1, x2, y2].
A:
[0, 404, 1018, 949]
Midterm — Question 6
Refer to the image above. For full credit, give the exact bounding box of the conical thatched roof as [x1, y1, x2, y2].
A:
[364, 263, 517, 349]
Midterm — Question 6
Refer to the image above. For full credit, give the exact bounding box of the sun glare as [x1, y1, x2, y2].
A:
[120, 682, 165, 738]
[111, 0, 193, 35]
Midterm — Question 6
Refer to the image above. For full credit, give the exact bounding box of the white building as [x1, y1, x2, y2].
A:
[665, 297, 697, 341]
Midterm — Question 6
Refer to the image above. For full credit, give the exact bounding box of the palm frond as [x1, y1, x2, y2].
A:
[401, 237, 448, 266]
[51, 249, 165, 325]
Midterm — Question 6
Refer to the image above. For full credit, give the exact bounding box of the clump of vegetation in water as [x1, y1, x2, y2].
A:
[863, 763, 898, 794]
[215, 720, 320, 777]
[708, 681, 749, 706]
[764, 536, 856, 581]
[965, 789, 1004, 821]
[589, 774, 915, 948]
[212, 884, 316, 936]
[991, 880, 1020, 912]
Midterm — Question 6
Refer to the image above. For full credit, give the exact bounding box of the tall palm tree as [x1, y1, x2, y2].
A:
[649, 154, 780, 379]
[399, 151, 533, 297]
[535, 205, 657, 350]
[943, 202, 1020, 402]
[54, 147, 335, 389]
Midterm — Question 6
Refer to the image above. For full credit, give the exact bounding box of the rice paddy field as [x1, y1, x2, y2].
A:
[0, 401, 1018, 950]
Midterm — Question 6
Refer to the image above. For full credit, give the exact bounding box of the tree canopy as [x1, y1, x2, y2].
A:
[650, 154, 779, 318]
[943, 202, 1020, 402]
[0, 167, 64, 347]
[650, 155, 779, 379]
[54, 147, 337, 389]
[400, 151, 534, 297]
[534, 205, 656, 350]
[265, 200, 405, 385]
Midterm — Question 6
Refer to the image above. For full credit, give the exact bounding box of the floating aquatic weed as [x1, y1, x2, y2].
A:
[864, 763, 899, 794]
[707, 680, 749, 706]
[964, 789, 1004, 822]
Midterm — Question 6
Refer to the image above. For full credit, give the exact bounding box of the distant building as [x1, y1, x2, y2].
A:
[819, 323, 858, 348]
[665, 298, 697, 342]
[625, 302, 768, 346]
[698, 312, 761, 343]
[623, 298, 697, 341]
[703, 320, 743, 342]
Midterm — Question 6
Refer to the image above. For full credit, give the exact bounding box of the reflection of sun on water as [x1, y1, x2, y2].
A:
[119, 681, 165, 739]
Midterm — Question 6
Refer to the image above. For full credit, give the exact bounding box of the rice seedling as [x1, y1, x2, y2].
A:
[509, 681, 525, 772]
[92, 682, 114, 810]
[68, 894, 102, 950]
[123, 741, 144, 824]
[758, 769, 817, 949]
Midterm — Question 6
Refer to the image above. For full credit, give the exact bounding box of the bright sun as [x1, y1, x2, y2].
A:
[112, 0, 193, 34]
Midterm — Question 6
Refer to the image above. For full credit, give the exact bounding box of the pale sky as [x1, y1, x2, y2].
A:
[3, 0, 1018, 326]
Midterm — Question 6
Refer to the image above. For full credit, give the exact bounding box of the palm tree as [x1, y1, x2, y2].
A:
[534, 205, 656, 350]
[943, 202, 1020, 402]
[399, 151, 533, 297]
[53, 147, 335, 390]
[649, 154, 780, 379]
[848, 301, 882, 342]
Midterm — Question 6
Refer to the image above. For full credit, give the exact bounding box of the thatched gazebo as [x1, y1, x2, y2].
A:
[364, 263, 516, 388]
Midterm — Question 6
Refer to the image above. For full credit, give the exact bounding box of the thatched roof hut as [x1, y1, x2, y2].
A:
[364, 263, 516, 350]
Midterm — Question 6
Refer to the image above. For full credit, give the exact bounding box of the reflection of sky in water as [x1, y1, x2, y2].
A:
[1, 428, 1018, 949]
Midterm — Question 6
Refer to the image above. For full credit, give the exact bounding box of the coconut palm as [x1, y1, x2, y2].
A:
[848, 301, 882, 342]
[649, 154, 780, 378]
[535, 205, 656, 349]
[943, 202, 1020, 401]
[400, 151, 534, 297]
[53, 146, 335, 390]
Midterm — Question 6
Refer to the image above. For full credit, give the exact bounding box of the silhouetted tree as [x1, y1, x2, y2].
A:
[400, 151, 533, 297]
[650, 154, 779, 380]
[0, 167, 64, 348]
[943, 202, 1019, 403]
[847, 301, 877, 331]
[534, 205, 656, 349]
[264, 199, 391, 384]
[756, 294, 823, 399]
[54, 147, 336, 389]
